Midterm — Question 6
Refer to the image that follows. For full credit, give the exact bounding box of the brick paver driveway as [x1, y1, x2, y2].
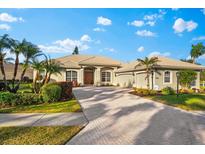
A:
[68, 87, 205, 145]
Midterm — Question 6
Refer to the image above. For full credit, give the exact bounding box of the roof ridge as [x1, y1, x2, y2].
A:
[78, 56, 95, 63]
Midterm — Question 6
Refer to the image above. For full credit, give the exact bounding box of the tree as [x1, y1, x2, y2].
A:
[31, 58, 44, 93]
[72, 46, 79, 55]
[190, 43, 205, 64]
[44, 58, 62, 84]
[0, 34, 12, 89]
[9, 39, 26, 90]
[200, 71, 205, 81]
[20, 40, 42, 82]
[136, 57, 159, 89]
[178, 70, 197, 89]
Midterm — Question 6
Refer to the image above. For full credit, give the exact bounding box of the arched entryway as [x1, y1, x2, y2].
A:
[84, 67, 94, 85]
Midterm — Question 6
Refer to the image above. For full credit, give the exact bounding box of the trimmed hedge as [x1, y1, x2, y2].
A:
[0, 92, 42, 108]
[161, 87, 175, 95]
[41, 84, 62, 103]
[133, 88, 158, 96]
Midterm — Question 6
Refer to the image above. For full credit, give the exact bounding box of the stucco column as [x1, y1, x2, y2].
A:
[80, 68, 84, 85]
[94, 67, 102, 86]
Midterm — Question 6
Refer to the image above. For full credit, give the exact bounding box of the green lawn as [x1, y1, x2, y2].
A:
[148, 94, 205, 111]
[0, 99, 82, 113]
[0, 126, 82, 145]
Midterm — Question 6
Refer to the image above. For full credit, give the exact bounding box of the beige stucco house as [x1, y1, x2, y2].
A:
[115, 56, 205, 90]
[44, 54, 205, 90]
[49, 55, 122, 86]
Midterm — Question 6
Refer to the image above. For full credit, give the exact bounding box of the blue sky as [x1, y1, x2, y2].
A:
[0, 8, 205, 65]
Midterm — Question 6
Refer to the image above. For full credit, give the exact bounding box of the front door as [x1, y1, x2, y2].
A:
[84, 68, 94, 85]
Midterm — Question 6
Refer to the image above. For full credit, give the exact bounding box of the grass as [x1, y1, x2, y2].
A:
[0, 126, 83, 145]
[0, 99, 82, 113]
[147, 94, 205, 111]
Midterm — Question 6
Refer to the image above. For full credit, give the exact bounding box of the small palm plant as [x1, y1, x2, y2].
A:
[136, 57, 159, 89]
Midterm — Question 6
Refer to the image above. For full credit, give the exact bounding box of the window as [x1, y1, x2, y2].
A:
[66, 71, 77, 81]
[101, 71, 111, 82]
[164, 71, 171, 83]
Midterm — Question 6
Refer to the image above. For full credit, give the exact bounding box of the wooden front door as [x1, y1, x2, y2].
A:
[84, 69, 94, 85]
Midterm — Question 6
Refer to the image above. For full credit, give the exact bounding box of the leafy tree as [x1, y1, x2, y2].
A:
[178, 70, 197, 89]
[200, 71, 205, 81]
[190, 43, 205, 64]
[136, 57, 159, 89]
[72, 46, 79, 55]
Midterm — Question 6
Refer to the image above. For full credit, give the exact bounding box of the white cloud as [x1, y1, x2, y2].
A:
[104, 48, 115, 52]
[39, 35, 91, 53]
[144, 9, 166, 21]
[0, 13, 24, 22]
[93, 27, 106, 32]
[136, 30, 156, 37]
[0, 24, 10, 30]
[146, 21, 155, 26]
[80, 34, 92, 42]
[192, 36, 205, 41]
[173, 18, 198, 33]
[148, 51, 171, 57]
[137, 46, 145, 52]
[201, 9, 205, 15]
[128, 20, 144, 27]
[97, 16, 112, 26]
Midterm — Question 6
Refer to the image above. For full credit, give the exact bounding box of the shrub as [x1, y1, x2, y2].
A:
[0, 92, 19, 107]
[41, 84, 62, 103]
[133, 88, 158, 96]
[48, 82, 73, 100]
[0, 92, 42, 108]
[161, 87, 175, 95]
[19, 93, 43, 105]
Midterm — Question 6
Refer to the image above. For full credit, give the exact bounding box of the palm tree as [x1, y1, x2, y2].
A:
[0, 34, 12, 89]
[9, 39, 26, 88]
[136, 57, 159, 89]
[44, 58, 62, 84]
[20, 40, 42, 81]
[190, 43, 205, 64]
[31, 58, 44, 93]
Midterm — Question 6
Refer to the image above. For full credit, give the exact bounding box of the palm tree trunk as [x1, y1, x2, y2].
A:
[146, 69, 150, 89]
[12, 54, 19, 89]
[33, 71, 39, 93]
[20, 58, 29, 81]
[0, 59, 7, 90]
[45, 73, 51, 84]
[42, 71, 48, 85]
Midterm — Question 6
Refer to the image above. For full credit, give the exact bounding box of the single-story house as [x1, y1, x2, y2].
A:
[115, 56, 205, 90]
[37, 54, 205, 90]
[49, 55, 122, 86]
[0, 63, 33, 81]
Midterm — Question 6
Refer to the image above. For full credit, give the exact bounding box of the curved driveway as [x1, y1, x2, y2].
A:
[68, 87, 205, 144]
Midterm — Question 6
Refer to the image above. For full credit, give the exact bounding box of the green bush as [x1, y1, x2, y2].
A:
[0, 92, 20, 107]
[20, 93, 43, 105]
[133, 88, 158, 96]
[0, 92, 42, 108]
[161, 87, 175, 95]
[41, 84, 62, 103]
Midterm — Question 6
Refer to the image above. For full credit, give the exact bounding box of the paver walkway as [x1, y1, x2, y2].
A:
[0, 113, 87, 127]
[68, 86, 205, 145]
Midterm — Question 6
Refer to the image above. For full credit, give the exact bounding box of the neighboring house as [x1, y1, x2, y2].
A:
[49, 55, 122, 86]
[0, 63, 33, 81]
[115, 56, 205, 90]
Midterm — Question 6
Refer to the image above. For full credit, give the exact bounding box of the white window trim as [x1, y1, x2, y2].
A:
[163, 70, 172, 84]
[101, 71, 112, 83]
[66, 70, 78, 81]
